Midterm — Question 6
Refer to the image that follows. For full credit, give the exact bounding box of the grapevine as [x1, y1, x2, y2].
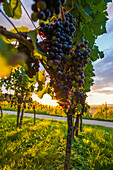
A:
[18, 41, 40, 78]
[38, 15, 90, 110]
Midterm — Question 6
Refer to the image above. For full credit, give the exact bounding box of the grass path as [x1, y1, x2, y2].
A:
[3, 110, 113, 128]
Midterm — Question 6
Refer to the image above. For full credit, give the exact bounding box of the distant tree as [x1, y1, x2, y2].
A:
[2, 67, 35, 127]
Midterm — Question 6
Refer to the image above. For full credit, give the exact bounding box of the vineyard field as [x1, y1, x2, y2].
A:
[0, 114, 113, 170]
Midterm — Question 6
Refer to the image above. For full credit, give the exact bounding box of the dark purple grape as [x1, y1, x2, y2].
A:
[84, 40, 89, 44]
[38, 11, 46, 20]
[32, 4, 37, 12]
[45, 9, 51, 17]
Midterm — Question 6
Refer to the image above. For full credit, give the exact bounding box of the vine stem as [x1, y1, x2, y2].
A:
[0, 9, 21, 36]
[20, 0, 37, 29]
[61, 6, 66, 21]
[0, 26, 34, 51]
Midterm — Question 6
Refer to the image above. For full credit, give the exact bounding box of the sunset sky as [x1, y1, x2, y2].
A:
[87, 1, 113, 105]
[0, 1, 113, 105]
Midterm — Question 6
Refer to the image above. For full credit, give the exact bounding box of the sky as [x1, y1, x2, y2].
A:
[0, 1, 113, 105]
[87, 1, 113, 105]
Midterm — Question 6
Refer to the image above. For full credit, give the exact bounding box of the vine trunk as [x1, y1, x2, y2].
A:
[64, 109, 73, 170]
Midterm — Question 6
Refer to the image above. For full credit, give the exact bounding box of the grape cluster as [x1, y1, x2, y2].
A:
[70, 41, 91, 88]
[74, 90, 86, 105]
[31, 0, 66, 21]
[38, 14, 76, 105]
[73, 90, 87, 114]
[51, 40, 90, 108]
[39, 13, 75, 69]
[38, 13, 91, 108]
[18, 41, 40, 78]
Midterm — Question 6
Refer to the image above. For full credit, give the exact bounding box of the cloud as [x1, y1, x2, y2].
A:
[107, 19, 113, 34]
[92, 89, 113, 94]
[91, 48, 113, 94]
[91, 1, 113, 95]
[107, 0, 113, 21]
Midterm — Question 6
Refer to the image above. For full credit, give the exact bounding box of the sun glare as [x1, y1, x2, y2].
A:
[32, 93, 58, 106]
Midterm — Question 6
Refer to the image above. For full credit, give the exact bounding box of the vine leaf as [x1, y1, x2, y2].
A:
[105, 0, 112, 3]
[36, 70, 47, 99]
[28, 30, 46, 59]
[99, 51, 104, 59]
[10, 26, 29, 33]
[36, 70, 46, 85]
[89, 12, 108, 36]
[84, 60, 95, 92]
[83, 8, 93, 16]
[74, 1, 92, 23]
[36, 85, 46, 99]
[36, 82, 53, 99]
[10, 0, 22, 19]
[8, 26, 29, 42]
[3, 1, 12, 18]
[46, 82, 54, 98]
[90, 45, 100, 61]
[3, 0, 22, 19]
[0, 34, 17, 59]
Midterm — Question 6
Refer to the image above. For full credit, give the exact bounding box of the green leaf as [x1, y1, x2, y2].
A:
[3, 0, 22, 19]
[84, 60, 95, 92]
[99, 51, 104, 59]
[105, 0, 112, 3]
[75, 1, 92, 23]
[3, 1, 13, 18]
[90, 12, 107, 36]
[90, 45, 100, 61]
[82, 25, 96, 46]
[28, 30, 46, 59]
[91, 0, 107, 13]
[0, 34, 17, 60]
[83, 8, 93, 16]
[92, 0, 102, 5]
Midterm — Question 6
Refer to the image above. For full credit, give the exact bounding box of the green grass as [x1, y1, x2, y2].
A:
[3, 107, 113, 121]
[24, 109, 64, 117]
[0, 114, 113, 169]
[3, 107, 17, 111]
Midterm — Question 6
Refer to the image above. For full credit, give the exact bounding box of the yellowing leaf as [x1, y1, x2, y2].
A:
[28, 30, 45, 59]
[0, 54, 11, 78]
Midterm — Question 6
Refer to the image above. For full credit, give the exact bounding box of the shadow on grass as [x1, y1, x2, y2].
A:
[0, 116, 66, 169]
